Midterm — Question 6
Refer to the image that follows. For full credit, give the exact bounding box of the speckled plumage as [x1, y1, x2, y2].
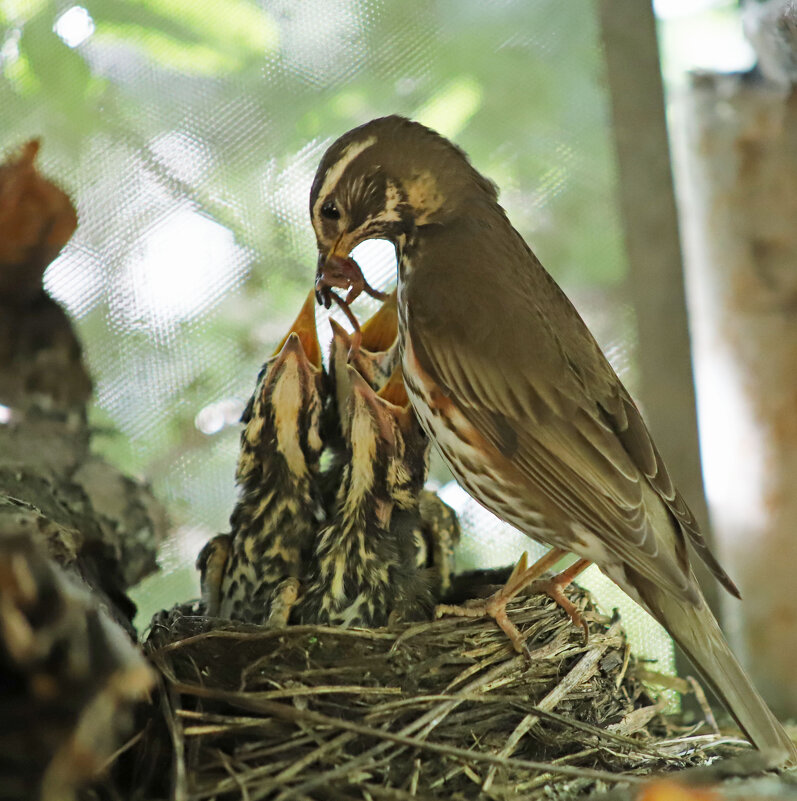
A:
[296, 366, 432, 627]
[417, 489, 460, 597]
[322, 300, 458, 604]
[319, 293, 400, 511]
[309, 115, 797, 763]
[214, 293, 325, 625]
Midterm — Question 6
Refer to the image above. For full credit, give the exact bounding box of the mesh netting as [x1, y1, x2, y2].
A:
[0, 0, 672, 674]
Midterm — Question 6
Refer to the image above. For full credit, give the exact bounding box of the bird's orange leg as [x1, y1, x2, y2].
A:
[531, 557, 591, 640]
[435, 548, 568, 653]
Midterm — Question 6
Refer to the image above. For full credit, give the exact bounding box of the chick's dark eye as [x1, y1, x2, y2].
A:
[320, 200, 340, 220]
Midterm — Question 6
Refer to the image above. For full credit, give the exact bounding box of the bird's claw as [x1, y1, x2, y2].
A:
[530, 577, 588, 641]
[435, 597, 530, 655]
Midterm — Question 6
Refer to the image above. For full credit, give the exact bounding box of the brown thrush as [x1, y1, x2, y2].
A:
[213, 291, 325, 624]
[309, 115, 796, 764]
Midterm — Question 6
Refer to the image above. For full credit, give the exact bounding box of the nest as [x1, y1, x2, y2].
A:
[119, 580, 746, 801]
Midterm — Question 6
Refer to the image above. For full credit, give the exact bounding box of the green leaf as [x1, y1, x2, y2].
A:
[3, 48, 40, 94]
[0, 0, 47, 24]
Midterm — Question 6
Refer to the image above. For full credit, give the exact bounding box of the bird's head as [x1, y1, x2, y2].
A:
[311, 116, 498, 297]
[345, 363, 429, 514]
[238, 291, 324, 484]
[327, 292, 399, 438]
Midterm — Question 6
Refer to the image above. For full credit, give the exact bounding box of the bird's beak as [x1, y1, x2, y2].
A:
[376, 363, 418, 435]
[269, 332, 314, 381]
[376, 363, 409, 409]
[315, 246, 364, 308]
[329, 317, 352, 350]
[329, 317, 354, 386]
[266, 292, 322, 391]
[272, 290, 322, 371]
[331, 316, 389, 390]
[360, 288, 398, 352]
[347, 364, 396, 451]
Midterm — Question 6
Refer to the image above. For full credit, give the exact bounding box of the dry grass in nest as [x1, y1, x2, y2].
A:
[128, 583, 747, 801]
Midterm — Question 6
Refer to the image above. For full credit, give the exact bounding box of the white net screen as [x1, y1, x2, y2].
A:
[0, 0, 673, 675]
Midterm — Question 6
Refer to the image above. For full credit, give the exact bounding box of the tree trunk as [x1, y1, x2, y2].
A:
[597, 0, 718, 703]
[0, 139, 167, 800]
[675, 75, 797, 717]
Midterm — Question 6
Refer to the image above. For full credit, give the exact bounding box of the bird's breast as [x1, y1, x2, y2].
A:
[400, 329, 556, 545]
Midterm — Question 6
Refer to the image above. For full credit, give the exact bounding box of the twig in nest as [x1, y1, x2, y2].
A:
[122, 585, 746, 801]
[482, 620, 622, 791]
[687, 675, 721, 735]
[159, 676, 188, 801]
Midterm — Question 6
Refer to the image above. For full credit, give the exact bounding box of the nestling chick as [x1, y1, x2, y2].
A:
[296, 366, 432, 627]
[372, 365, 461, 600]
[324, 290, 399, 439]
[320, 291, 400, 507]
[213, 292, 325, 624]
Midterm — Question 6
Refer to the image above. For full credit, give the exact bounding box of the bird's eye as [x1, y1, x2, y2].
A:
[320, 200, 340, 220]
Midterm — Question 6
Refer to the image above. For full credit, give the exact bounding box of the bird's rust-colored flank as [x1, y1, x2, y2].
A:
[309, 115, 797, 765]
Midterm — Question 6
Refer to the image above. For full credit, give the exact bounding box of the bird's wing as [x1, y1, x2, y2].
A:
[406, 252, 735, 602]
[602, 381, 739, 598]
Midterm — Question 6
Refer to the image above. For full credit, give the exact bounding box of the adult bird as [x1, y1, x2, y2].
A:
[309, 115, 797, 764]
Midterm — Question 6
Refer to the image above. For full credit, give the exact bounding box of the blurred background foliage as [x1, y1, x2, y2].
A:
[0, 0, 750, 662]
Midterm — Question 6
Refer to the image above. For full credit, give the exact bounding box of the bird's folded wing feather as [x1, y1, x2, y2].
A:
[405, 222, 738, 599]
[408, 262, 715, 602]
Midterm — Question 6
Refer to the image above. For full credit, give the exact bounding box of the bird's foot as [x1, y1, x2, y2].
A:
[435, 595, 529, 653]
[196, 533, 231, 617]
[266, 578, 302, 628]
[529, 557, 591, 640]
[535, 579, 586, 636]
[435, 548, 570, 655]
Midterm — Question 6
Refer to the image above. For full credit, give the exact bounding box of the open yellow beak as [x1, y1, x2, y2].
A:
[272, 290, 322, 370]
[360, 289, 398, 353]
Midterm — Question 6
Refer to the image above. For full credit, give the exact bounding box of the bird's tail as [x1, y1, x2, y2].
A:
[641, 578, 797, 767]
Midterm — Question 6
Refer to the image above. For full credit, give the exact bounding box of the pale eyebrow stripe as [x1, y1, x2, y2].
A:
[312, 136, 377, 219]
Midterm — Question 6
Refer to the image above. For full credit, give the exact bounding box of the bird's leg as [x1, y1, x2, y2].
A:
[530, 557, 591, 640]
[196, 534, 231, 617]
[265, 577, 302, 628]
[436, 548, 568, 653]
